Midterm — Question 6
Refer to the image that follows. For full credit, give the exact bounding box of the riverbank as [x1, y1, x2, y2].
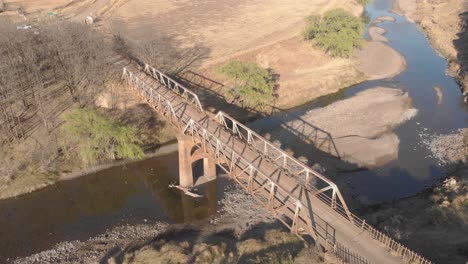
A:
[0, 101, 176, 201]
[12, 179, 324, 264]
[392, 0, 468, 98]
[262, 87, 417, 169]
[359, 127, 467, 264]
[360, 167, 468, 264]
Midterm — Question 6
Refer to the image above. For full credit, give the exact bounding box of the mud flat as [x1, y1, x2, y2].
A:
[372, 15, 396, 24]
[355, 17, 407, 81]
[355, 41, 406, 80]
[368, 26, 388, 42]
[267, 87, 418, 168]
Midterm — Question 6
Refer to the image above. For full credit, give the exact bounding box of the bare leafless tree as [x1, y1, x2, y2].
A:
[43, 21, 112, 107]
[0, 17, 113, 141]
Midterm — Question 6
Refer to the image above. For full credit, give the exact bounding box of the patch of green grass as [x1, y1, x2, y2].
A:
[218, 61, 275, 109]
[303, 9, 365, 57]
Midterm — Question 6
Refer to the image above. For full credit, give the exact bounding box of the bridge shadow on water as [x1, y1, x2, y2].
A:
[175, 71, 365, 203]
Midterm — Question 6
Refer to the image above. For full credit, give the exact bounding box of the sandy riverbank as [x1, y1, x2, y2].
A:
[355, 15, 407, 80]
[265, 87, 417, 168]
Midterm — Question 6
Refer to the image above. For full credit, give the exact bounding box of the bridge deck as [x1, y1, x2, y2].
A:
[113, 57, 428, 264]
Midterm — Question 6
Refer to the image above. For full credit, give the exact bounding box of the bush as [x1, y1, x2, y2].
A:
[218, 61, 275, 109]
[303, 9, 365, 57]
[357, 0, 371, 6]
[60, 108, 144, 167]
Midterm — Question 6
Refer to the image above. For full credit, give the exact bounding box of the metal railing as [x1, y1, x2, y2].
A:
[143, 64, 204, 113]
[215, 111, 352, 219]
[214, 111, 433, 264]
[122, 65, 433, 264]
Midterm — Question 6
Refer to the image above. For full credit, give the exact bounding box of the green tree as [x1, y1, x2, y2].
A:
[303, 9, 365, 57]
[60, 108, 143, 167]
[357, 0, 371, 6]
[218, 61, 275, 109]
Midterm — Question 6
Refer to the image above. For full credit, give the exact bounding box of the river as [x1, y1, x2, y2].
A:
[250, 0, 468, 203]
[1, 0, 467, 261]
[0, 152, 230, 261]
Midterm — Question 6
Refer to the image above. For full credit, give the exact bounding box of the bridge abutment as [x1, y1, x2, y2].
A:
[177, 133, 217, 187]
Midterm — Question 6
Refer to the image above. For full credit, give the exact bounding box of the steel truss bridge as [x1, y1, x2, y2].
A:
[117, 59, 432, 264]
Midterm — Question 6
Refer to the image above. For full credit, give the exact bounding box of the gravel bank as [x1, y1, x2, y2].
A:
[420, 128, 468, 166]
[13, 222, 170, 264]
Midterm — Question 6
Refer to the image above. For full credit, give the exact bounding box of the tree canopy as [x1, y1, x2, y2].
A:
[303, 9, 365, 57]
[218, 61, 275, 109]
[60, 108, 143, 167]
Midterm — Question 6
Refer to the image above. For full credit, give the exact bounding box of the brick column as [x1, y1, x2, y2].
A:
[203, 157, 217, 180]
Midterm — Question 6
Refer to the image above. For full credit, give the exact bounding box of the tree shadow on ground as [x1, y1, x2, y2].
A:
[175, 71, 266, 122]
[111, 18, 211, 78]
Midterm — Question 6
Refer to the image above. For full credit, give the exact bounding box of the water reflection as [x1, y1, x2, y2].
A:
[0, 152, 222, 261]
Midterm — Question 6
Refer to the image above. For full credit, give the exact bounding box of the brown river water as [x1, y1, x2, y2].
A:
[0, 152, 229, 261]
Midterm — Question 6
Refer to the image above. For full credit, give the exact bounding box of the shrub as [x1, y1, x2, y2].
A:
[60, 108, 144, 167]
[357, 0, 371, 6]
[218, 61, 275, 109]
[303, 9, 365, 57]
